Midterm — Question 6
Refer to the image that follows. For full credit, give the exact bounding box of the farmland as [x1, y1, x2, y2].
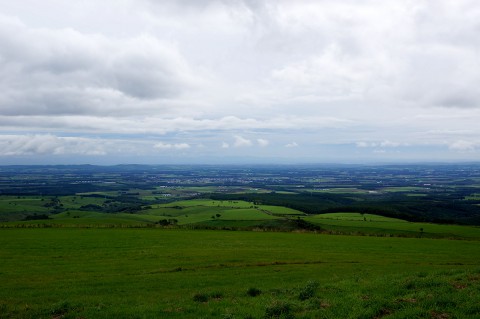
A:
[1, 164, 480, 318]
[2, 164, 480, 225]
[3, 197, 480, 240]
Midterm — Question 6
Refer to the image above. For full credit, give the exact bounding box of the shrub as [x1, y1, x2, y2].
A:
[193, 293, 209, 303]
[23, 214, 51, 221]
[247, 287, 262, 297]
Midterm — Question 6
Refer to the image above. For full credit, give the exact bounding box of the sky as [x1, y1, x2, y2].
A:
[1, 0, 480, 164]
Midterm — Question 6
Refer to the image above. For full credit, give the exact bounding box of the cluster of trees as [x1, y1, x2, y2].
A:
[23, 214, 51, 221]
[156, 219, 178, 226]
[79, 195, 143, 214]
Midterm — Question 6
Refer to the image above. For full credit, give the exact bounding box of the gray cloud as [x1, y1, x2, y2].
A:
[0, 16, 199, 116]
[0, 115, 352, 134]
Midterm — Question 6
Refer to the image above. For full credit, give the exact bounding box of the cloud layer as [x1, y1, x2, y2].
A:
[0, 134, 107, 156]
[1, 1, 480, 162]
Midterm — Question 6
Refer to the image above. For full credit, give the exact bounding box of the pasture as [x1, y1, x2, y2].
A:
[1, 228, 480, 318]
[306, 213, 480, 239]
[3, 198, 480, 241]
[143, 200, 303, 225]
[0, 196, 50, 221]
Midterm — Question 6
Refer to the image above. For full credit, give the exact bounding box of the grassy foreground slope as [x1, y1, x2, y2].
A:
[1, 228, 480, 318]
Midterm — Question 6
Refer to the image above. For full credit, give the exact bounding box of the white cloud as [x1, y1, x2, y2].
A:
[285, 142, 298, 148]
[221, 142, 230, 148]
[154, 142, 190, 150]
[448, 140, 478, 151]
[356, 141, 370, 148]
[356, 140, 406, 148]
[257, 138, 269, 147]
[233, 135, 252, 147]
[0, 134, 106, 156]
[379, 140, 401, 148]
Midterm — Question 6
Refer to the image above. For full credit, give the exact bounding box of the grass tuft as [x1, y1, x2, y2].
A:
[50, 300, 81, 316]
[193, 291, 223, 303]
[264, 300, 294, 319]
[298, 280, 319, 301]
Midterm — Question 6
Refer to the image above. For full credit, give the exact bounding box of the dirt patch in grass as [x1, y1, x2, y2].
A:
[430, 311, 450, 319]
[396, 297, 417, 303]
[452, 282, 467, 290]
[374, 308, 392, 319]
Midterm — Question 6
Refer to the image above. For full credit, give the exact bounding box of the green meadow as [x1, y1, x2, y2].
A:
[1, 228, 480, 318]
[0, 196, 50, 221]
[3, 198, 480, 240]
[305, 213, 480, 239]
[142, 200, 280, 225]
[2, 197, 480, 318]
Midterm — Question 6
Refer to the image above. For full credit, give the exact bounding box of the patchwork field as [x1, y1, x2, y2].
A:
[3, 198, 479, 241]
[1, 228, 480, 318]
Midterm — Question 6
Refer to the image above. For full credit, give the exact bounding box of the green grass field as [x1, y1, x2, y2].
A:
[0, 195, 110, 222]
[381, 187, 428, 192]
[0, 229, 479, 318]
[306, 213, 480, 239]
[3, 198, 480, 241]
[258, 205, 305, 216]
[465, 193, 480, 200]
[159, 199, 254, 208]
[303, 188, 371, 194]
[0, 196, 50, 221]
[143, 200, 281, 225]
[3, 211, 156, 226]
[311, 213, 406, 222]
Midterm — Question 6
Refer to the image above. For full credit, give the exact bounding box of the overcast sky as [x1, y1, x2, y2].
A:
[1, 0, 480, 164]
